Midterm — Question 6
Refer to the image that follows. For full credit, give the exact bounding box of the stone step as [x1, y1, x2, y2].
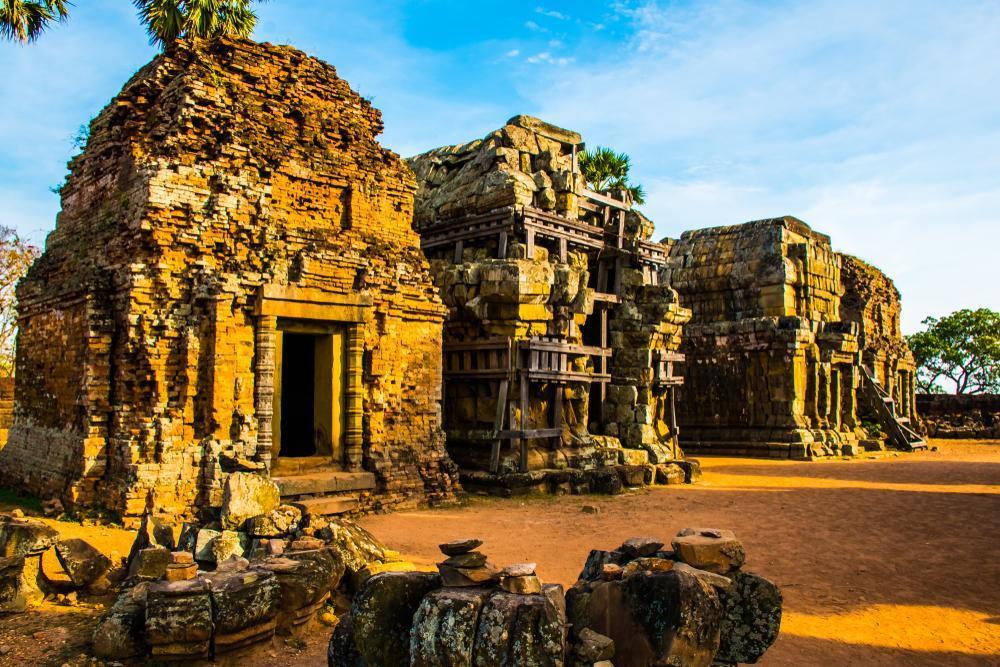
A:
[291, 495, 360, 516]
[273, 471, 376, 497]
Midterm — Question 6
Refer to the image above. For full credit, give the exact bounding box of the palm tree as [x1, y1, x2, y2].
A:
[0, 0, 69, 43]
[578, 146, 646, 205]
[2, 0, 263, 45]
[134, 0, 263, 47]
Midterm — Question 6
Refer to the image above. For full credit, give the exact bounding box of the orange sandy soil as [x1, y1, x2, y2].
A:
[362, 439, 1000, 666]
[0, 439, 997, 666]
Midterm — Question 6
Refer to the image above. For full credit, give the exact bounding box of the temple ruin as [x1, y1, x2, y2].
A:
[407, 119, 923, 474]
[0, 39, 459, 524]
[408, 116, 693, 492]
[0, 38, 927, 520]
[666, 218, 923, 457]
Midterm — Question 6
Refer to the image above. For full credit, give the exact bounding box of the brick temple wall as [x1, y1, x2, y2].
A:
[0, 38, 458, 521]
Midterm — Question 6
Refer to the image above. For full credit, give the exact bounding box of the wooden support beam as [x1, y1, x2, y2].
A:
[553, 385, 564, 429]
[490, 379, 508, 474]
[519, 372, 529, 473]
[669, 385, 678, 459]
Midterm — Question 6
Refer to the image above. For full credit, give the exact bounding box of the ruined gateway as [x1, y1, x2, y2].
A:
[0, 39, 921, 522]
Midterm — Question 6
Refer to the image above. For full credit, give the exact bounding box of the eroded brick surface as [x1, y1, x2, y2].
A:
[0, 38, 458, 522]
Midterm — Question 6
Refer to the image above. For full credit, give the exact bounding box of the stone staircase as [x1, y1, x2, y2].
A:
[271, 469, 376, 517]
[860, 367, 927, 452]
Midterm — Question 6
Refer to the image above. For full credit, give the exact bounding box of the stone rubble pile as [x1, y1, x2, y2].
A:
[329, 530, 781, 666]
[91, 473, 413, 660]
[568, 529, 781, 667]
[330, 538, 567, 667]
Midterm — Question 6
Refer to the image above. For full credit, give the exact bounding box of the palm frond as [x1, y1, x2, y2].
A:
[578, 145, 645, 205]
[134, 0, 184, 46]
[133, 0, 260, 46]
[1, 0, 68, 43]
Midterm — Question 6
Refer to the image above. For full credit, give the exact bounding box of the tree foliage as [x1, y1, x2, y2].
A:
[2, 0, 264, 45]
[578, 146, 646, 205]
[134, 0, 264, 47]
[0, 0, 69, 42]
[0, 227, 40, 376]
[906, 308, 1000, 395]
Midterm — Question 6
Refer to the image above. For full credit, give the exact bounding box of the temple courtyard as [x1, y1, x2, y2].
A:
[0, 438, 996, 665]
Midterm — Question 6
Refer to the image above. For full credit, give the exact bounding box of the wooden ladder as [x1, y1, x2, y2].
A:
[860, 367, 927, 451]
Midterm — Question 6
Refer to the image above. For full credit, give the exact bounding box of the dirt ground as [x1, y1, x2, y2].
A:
[362, 439, 1000, 666]
[0, 439, 997, 665]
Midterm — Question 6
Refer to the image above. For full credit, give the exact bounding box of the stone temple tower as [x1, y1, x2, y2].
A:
[0, 38, 459, 524]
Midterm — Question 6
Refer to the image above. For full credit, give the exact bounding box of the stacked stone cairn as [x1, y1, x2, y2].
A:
[330, 538, 566, 666]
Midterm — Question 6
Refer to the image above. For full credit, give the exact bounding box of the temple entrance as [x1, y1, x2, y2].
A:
[274, 323, 348, 466]
[280, 333, 317, 457]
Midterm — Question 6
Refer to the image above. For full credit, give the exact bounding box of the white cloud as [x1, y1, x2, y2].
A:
[527, 52, 574, 67]
[521, 0, 1000, 331]
[535, 8, 569, 21]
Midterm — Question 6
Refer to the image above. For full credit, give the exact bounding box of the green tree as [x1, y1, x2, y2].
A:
[0, 227, 40, 376]
[906, 308, 1000, 394]
[0, 0, 69, 42]
[578, 146, 646, 205]
[134, 0, 264, 47]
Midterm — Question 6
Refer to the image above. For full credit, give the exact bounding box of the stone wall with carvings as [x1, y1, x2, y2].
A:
[666, 217, 864, 458]
[0, 38, 458, 523]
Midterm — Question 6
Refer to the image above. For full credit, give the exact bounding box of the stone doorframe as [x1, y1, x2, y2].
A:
[253, 285, 372, 472]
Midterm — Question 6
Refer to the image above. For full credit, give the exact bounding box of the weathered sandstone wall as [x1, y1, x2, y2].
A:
[1, 38, 458, 522]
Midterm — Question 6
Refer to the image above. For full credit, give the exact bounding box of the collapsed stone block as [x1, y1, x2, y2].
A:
[715, 571, 783, 664]
[128, 547, 172, 581]
[221, 473, 281, 531]
[328, 571, 441, 667]
[92, 582, 149, 660]
[473, 589, 566, 666]
[0, 517, 58, 557]
[204, 568, 282, 654]
[263, 551, 342, 632]
[246, 504, 302, 537]
[671, 528, 746, 575]
[571, 566, 722, 667]
[410, 587, 493, 666]
[54, 538, 112, 587]
[0, 556, 27, 613]
[145, 578, 214, 660]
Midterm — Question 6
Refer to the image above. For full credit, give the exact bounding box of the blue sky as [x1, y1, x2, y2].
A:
[1, 0, 998, 331]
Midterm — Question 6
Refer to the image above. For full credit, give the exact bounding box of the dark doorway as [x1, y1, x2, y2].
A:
[280, 332, 316, 457]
